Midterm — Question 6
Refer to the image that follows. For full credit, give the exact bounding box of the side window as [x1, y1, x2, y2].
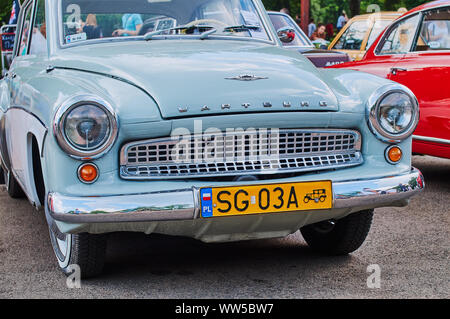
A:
[414, 7, 450, 51]
[17, 3, 34, 56]
[366, 20, 392, 50]
[333, 20, 369, 50]
[30, 0, 47, 55]
[378, 14, 420, 55]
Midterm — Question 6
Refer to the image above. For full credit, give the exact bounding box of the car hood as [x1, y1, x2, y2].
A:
[51, 40, 339, 118]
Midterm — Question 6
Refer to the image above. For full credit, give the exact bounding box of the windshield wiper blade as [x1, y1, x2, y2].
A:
[145, 24, 216, 40]
[223, 25, 260, 33]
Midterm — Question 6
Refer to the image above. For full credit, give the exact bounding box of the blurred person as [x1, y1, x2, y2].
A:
[280, 8, 290, 15]
[40, 23, 47, 39]
[326, 23, 334, 40]
[311, 23, 326, 40]
[308, 18, 316, 38]
[20, 21, 30, 56]
[295, 15, 301, 27]
[113, 13, 143, 37]
[428, 20, 449, 48]
[83, 14, 102, 40]
[337, 10, 348, 31]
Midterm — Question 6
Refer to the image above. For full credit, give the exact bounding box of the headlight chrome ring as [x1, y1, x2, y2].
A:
[54, 95, 119, 160]
[367, 84, 419, 143]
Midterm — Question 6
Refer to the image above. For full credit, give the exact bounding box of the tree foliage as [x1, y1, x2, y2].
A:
[262, 0, 430, 25]
[0, 0, 12, 25]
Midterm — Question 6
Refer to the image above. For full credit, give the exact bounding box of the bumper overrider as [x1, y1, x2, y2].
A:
[48, 168, 424, 224]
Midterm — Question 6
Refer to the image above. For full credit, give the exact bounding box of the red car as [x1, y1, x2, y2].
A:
[331, 0, 450, 159]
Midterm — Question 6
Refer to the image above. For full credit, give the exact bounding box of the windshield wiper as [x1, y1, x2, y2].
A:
[145, 25, 216, 40]
[223, 25, 261, 33]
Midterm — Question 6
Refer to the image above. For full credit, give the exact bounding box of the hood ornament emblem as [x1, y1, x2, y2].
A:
[225, 74, 268, 82]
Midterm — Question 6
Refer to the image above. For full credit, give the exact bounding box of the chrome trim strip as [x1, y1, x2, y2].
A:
[333, 168, 424, 209]
[48, 189, 196, 223]
[413, 135, 450, 145]
[48, 168, 424, 224]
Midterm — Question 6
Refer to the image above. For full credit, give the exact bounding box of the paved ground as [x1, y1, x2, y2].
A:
[0, 155, 448, 299]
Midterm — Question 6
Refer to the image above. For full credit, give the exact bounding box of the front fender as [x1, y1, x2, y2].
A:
[318, 68, 398, 114]
[33, 69, 166, 194]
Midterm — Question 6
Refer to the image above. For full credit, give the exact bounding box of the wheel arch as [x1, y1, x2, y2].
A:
[28, 132, 46, 208]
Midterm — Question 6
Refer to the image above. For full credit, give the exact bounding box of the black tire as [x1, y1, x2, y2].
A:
[300, 210, 374, 255]
[64, 233, 107, 278]
[0, 166, 4, 184]
[3, 168, 25, 198]
[48, 218, 107, 278]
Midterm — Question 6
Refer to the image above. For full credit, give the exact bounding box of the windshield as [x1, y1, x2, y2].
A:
[332, 20, 369, 50]
[60, 0, 270, 45]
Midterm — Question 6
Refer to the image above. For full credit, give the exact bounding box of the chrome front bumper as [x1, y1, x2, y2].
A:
[48, 168, 424, 224]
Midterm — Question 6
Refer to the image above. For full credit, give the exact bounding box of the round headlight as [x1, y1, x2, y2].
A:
[64, 104, 110, 151]
[367, 85, 419, 143]
[54, 95, 118, 159]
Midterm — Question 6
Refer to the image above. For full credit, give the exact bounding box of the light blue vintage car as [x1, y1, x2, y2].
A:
[0, 0, 424, 278]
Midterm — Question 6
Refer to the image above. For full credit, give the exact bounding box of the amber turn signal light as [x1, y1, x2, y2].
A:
[78, 163, 99, 184]
[386, 146, 403, 164]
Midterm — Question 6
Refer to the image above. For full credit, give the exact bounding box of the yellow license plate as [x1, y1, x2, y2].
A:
[200, 181, 333, 218]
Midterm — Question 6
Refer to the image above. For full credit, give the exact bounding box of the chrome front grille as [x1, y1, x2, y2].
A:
[120, 129, 363, 179]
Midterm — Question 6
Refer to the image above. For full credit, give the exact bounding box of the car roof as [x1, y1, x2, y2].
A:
[349, 12, 403, 20]
[403, 0, 450, 15]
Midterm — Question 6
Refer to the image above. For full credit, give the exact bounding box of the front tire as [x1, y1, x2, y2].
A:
[3, 168, 25, 198]
[48, 218, 107, 278]
[300, 210, 374, 255]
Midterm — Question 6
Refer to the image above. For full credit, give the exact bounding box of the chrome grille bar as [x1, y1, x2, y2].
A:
[120, 129, 363, 180]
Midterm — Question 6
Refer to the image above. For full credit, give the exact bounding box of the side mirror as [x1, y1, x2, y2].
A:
[277, 27, 295, 44]
[1, 25, 17, 77]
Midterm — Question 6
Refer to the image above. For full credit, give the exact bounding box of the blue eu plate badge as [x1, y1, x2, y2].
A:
[200, 188, 213, 218]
